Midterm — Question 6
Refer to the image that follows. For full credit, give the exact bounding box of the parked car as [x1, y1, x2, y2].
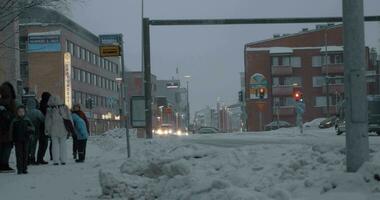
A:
[319, 116, 338, 129]
[335, 95, 380, 135]
[196, 127, 220, 134]
[264, 121, 291, 131]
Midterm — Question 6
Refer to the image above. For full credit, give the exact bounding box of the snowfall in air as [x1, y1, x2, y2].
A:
[1, 119, 380, 200]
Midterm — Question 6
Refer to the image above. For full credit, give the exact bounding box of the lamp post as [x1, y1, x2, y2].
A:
[184, 75, 191, 130]
[116, 77, 123, 128]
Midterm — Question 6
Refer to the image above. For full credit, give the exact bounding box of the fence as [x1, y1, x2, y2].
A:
[88, 119, 121, 135]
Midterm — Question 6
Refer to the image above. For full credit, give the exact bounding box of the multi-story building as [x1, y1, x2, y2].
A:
[19, 7, 121, 121]
[244, 24, 378, 131]
[0, 17, 20, 95]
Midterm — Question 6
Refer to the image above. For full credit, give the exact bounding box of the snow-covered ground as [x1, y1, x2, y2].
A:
[1, 126, 380, 200]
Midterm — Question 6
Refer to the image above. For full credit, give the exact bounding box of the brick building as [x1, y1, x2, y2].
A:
[244, 24, 378, 131]
[19, 7, 121, 120]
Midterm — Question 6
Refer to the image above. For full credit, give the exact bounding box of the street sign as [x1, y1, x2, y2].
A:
[130, 96, 146, 128]
[166, 82, 180, 89]
[99, 34, 122, 46]
[100, 45, 121, 57]
[295, 101, 305, 114]
[249, 73, 268, 100]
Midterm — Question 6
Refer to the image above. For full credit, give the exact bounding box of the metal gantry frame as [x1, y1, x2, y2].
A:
[142, 13, 380, 171]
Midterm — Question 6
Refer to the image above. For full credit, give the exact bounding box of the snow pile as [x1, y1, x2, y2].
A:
[304, 118, 325, 128]
[318, 151, 380, 200]
[97, 135, 363, 200]
[91, 129, 136, 151]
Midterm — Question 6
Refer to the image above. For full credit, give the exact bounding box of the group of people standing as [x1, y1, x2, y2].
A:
[0, 82, 89, 174]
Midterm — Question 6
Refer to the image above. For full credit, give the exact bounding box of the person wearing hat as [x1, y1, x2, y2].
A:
[9, 105, 35, 174]
[71, 104, 89, 163]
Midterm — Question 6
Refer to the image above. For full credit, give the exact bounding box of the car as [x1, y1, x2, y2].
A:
[264, 120, 291, 131]
[319, 116, 338, 129]
[196, 127, 220, 134]
[153, 124, 174, 135]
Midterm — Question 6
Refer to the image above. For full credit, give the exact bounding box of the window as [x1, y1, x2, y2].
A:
[312, 76, 326, 87]
[69, 42, 74, 55]
[315, 96, 327, 107]
[312, 56, 322, 67]
[80, 70, 85, 82]
[92, 53, 96, 65]
[86, 50, 90, 62]
[86, 72, 91, 84]
[75, 45, 80, 58]
[282, 56, 290, 66]
[284, 76, 302, 86]
[330, 54, 343, 64]
[20, 36, 28, 50]
[284, 97, 294, 106]
[96, 55, 100, 66]
[272, 57, 279, 66]
[290, 56, 301, 68]
[79, 48, 84, 60]
[97, 76, 101, 87]
[272, 77, 280, 86]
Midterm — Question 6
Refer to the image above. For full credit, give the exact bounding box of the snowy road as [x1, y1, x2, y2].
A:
[184, 128, 380, 148]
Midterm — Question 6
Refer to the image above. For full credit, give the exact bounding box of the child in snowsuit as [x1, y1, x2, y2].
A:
[10, 105, 35, 174]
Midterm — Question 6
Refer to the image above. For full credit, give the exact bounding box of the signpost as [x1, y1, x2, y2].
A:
[130, 96, 146, 128]
[99, 34, 130, 157]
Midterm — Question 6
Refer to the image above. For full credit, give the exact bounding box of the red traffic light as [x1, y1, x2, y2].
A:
[293, 91, 303, 101]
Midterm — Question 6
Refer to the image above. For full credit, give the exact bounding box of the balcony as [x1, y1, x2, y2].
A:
[322, 84, 344, 94]
[272, 85, 293, 96]
[271, 66, 293, 76]
[321, 64, 344, 74]
[273, 106, 295, 116]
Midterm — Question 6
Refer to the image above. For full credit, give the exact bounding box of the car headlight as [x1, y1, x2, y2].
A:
[168, 129, 173, 134]
[157, 129, 163, 135]
[176, 130, 182, 135]
[326, 122, 331, 125]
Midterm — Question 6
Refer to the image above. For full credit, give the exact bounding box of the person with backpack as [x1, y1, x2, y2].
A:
[0, 82, 17, 173]
[37, 92, 51, 165]
[45, 96, 73, 165]
[71, 104, 89, 163]
[26, 98, 44, 165]
[9, 105, 35, 174]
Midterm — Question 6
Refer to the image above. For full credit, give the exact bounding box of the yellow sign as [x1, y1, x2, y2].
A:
[100, 45, 121, 57]
[63, 52, 72, 108]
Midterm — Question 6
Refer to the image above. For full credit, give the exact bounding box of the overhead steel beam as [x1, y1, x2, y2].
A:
[149, 16, 380, 26]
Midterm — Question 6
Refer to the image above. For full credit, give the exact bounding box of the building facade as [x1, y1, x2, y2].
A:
[244, 24, 378, 131]
[19, 7, 121, 120]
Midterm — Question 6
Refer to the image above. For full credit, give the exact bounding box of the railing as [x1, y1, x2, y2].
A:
[271, 66, 293, 76]
[272, 106, 295, 116]
[322, 64, 344, 74]
[88, 119, 121, 135]
[272, 85, 294, 96]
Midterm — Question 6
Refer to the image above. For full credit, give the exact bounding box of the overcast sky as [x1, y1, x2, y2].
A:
[69, 0, 380, 116]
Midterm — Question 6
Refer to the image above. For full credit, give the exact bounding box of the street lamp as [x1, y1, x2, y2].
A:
[116, 77, 123, 128]
[184, 75, 191, 130]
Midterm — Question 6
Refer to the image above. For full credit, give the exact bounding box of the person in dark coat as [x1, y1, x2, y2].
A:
[26, 98, 44, 165]
[71, 104, 90, 162]
[10, 105, 35, 174]
[0, 82, 16, 172]
[37, 92, 51, 164]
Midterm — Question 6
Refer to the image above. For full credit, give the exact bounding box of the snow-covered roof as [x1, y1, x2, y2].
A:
[246, 46, 344, 54]
[28, 30, 61, 36]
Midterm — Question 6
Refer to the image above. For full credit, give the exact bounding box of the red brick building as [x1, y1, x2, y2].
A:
[244, 24, 378, 131]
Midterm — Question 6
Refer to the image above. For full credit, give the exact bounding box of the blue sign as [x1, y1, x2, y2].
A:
[295, 101, 305, 114]
[28, 34, 61, 53]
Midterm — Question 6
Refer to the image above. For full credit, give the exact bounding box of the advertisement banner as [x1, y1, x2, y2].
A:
[28, 31, 61, 53]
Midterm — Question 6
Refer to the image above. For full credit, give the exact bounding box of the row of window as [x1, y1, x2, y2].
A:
[72, 90, 118, 109]
[66, 40, 119, 74]
[273, 96, 338, 108]
[72, 67, 119, 92]
[271, 54, 343, 68]
[272, 76, 343, 87]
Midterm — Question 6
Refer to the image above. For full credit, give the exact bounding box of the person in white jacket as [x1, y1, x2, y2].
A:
[45, 96, 73, 165]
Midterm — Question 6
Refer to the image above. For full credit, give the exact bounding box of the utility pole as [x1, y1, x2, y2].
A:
[186, 80, 190, 129]
[324, 29, 330, 117]
[343, 0, 369, 172]
[143, 18, 153, 139]
[120, 34, 130, 158]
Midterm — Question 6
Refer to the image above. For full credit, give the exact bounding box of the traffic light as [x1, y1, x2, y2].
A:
[259, 88, 265, 99]
[85, 98, 94, 109]
[238, 91, 243, 102]
[293, 88, 303, 102]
